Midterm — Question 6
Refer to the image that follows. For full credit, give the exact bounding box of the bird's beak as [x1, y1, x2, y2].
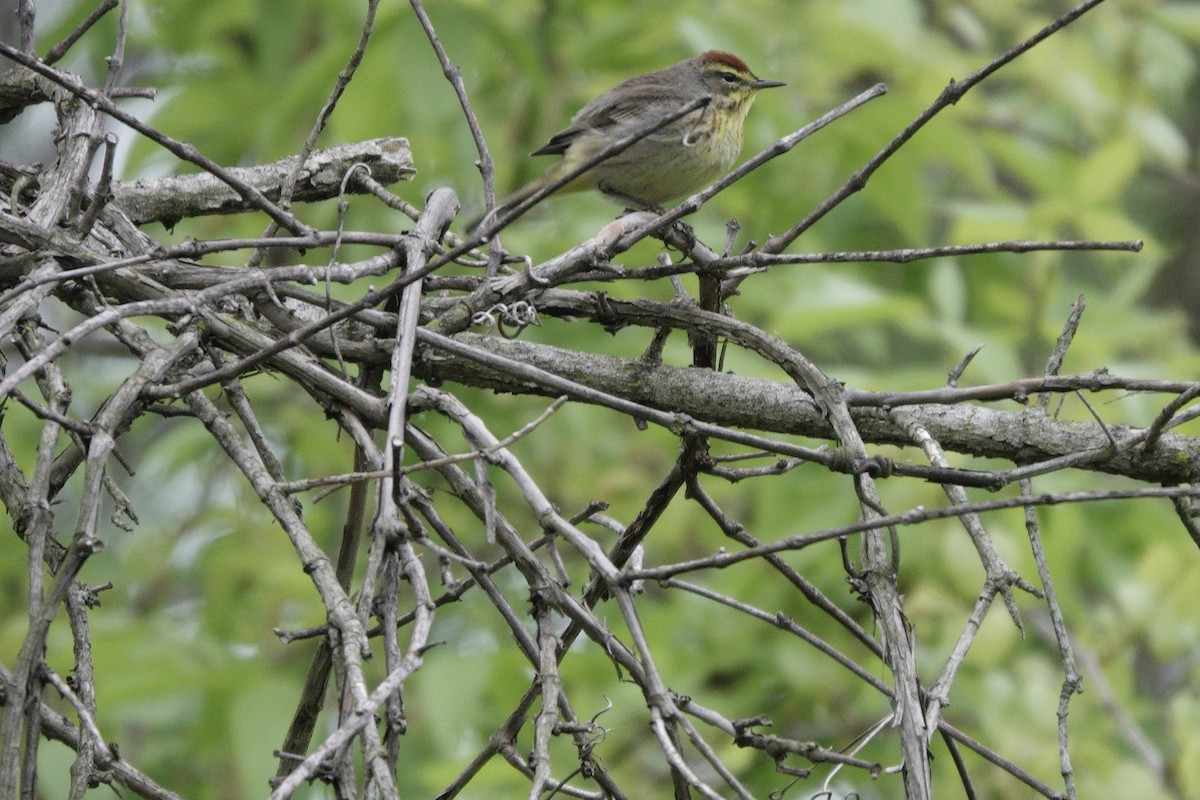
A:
[752, 78, 786, 90]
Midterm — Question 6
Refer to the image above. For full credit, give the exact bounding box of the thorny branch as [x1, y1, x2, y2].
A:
[0, 1, 1186, 799]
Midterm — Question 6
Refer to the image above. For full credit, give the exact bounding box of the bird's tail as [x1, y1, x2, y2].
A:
[465, 173, 554, 233]
[466, 155, 598, 232]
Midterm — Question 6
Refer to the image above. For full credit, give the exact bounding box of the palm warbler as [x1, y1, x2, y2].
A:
[480, 50, 783, 226]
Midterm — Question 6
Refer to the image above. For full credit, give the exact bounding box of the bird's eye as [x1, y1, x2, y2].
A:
[720, 71, 740, 83]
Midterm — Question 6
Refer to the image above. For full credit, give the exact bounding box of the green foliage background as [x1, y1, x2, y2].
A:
[3, 0, 1200, 798]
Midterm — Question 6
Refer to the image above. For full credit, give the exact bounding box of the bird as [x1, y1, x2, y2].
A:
[474, 50, 783, 229]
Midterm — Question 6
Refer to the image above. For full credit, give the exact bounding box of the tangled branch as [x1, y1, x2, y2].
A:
[1, 1, 1184, 800]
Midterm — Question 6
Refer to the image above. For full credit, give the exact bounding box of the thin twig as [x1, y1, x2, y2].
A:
[1040, 294, 1087, 409]
[622, 483, 1200, 582]
[409, 0, 495, 268]
[0, 41, 309, 234]
[43, 0, 119, 65]
[1021, 479, 1082, 800]
[762, 0, 1113, 252]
